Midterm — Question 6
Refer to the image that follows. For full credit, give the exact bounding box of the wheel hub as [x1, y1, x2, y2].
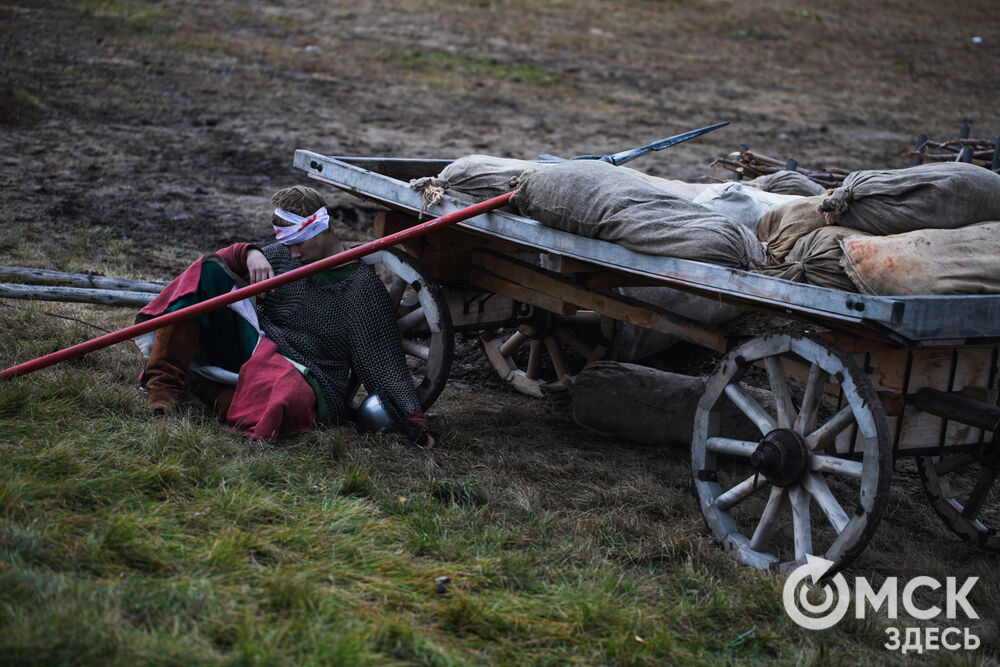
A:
[973, 439, 1000, 469]
[518, 311, 556, 340]
[750, 429, 810, 487]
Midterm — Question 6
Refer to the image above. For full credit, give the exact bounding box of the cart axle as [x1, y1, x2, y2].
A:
[750, 429, 810, 488]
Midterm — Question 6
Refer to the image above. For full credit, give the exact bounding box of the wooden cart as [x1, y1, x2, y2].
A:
[294, 150, 1000, 573]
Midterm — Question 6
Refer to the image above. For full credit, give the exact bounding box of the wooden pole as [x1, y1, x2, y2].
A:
[0, 284, 155, 307]
[0, 191, 515, 379]
[0, 266, 165, 293]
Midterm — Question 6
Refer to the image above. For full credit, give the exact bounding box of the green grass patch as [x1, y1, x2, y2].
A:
[0, 271, 985, 665]
[76, 0, 180, 35]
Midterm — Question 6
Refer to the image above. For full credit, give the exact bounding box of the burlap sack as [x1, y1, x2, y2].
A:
[410, 154, 544, 203]
[755, 195, 828, 263]
[692, 182, 802, 232]
[759, 226, 868, 291]
[819, 162, 1000, 235]
[621, 168, 711, 200]
[411, 154, 720, 204]
[572, 362, 773, 447]
[510, 160, 764, 269]
[840, 221, 1000, 295]
[748, 170, 828, 196]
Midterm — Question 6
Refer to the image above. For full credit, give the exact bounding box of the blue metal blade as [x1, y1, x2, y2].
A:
[602, 121, 730, 166]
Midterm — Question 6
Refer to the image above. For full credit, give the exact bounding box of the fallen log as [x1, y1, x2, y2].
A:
[0, 266, 165, 293]
[572, 361, 774, 447]
[0, 283, 155, 307]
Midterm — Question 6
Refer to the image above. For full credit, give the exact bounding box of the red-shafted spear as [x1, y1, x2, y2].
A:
[0, 191, 515, 379]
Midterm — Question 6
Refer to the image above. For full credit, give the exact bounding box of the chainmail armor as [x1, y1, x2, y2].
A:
[257, 243, 422, 427]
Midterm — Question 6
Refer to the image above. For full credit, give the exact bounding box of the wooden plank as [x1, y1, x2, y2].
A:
[445, 289, 520, 330]
[537, 253, 655, 286]
[467, 268, 578, 318]
[825, 345, 999, 453]
[470, 250, 729, 352]
[897, 347, 997, 451]
[326, 156, 452, 181]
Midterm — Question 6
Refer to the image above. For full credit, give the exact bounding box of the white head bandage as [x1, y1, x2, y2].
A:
[273, 206, 330, 245]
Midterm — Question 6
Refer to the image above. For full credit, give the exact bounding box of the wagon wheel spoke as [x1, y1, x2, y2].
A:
[961, 466, 998, 521]
[918, 451, 1000, 552]
[396, 306, 426, 333]
[750, 487, 789, 552]
[499, 330, 529, 358]
[543, 336, 571, 385]
[387, 276, 407, 312]
[705, 437, 758, 458]
[809, 454, 863, 480]
[526, 339, 543, 380]
[715, 474, 769, 512]
[806, 405, 855, 451]
[802, 472, 850, 533]
[789, 485, 813, 560]
[482, 311, 612, 397]
[793, 363, 827, 434]
[765, 356, 796, 429]
[401, 339, 430, 361]
[723, 383, 777, 435]
[934, 453, 975, 476]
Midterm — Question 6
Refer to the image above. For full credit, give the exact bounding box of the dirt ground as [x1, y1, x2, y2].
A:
[2, 0, 998, 277]
[2, 0, 1000, 602]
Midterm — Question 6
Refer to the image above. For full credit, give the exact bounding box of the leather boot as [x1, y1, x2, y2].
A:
[144, 320, 201, 416]
[194, 380, 237, 420]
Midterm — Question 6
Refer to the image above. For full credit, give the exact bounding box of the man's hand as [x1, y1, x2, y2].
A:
[246, 249, 274, 288]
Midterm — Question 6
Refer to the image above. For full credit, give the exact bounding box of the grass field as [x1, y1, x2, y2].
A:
[2, 300, 996, 665]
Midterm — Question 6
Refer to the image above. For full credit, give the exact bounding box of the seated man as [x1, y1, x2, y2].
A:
[135, 185, 434, 446]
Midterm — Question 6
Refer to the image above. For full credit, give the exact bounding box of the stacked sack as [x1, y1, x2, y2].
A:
[411, 155, 770, 361]
[747, 169, 828, 196]
[509, 160, 764, 269]
[411, 154, 795, 263]
[756, 162, 1000, 294]
[411, 154, 796, 232]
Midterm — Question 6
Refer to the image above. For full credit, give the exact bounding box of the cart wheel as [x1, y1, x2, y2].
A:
[691, 334, 891, 574]
[481, 310, 614, 397]
[347, 248, 453, 412]
[917, 445, 1000, 552]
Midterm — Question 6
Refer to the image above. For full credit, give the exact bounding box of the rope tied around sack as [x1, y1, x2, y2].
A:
[510, 167, 542, 190]
[409, 177, 446, 220]
[818, 186, 853, 225]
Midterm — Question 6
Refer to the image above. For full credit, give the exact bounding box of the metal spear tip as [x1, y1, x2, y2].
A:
[606, 121, 730, 166]
[649, 121, 730, 150]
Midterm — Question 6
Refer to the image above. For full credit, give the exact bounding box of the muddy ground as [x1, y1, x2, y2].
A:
[3, 0, 998, 277]
[1, 0, 1000, 595]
